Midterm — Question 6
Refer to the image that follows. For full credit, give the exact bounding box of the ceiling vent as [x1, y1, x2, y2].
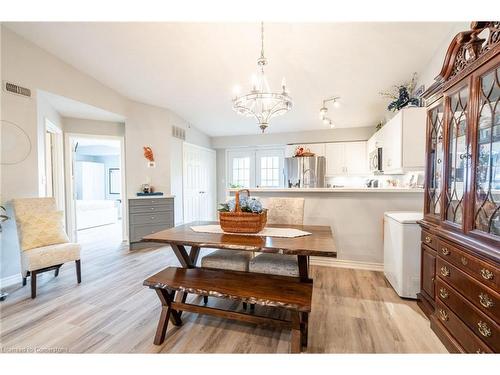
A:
[3, 81, 32, 98]
[172, 125, 186, 141]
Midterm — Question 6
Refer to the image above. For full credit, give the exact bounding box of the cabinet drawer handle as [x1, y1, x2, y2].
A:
[440, 266, 450, 277]
[438, 309, 449, 322]
[151, 207, 155, 210]
[441, 247, 450, 256]
[480, 268, 494, 280]
[460, 257, 468, 265]
[439, 288, 449, 299]
[477, 321, 492, 337]
[479, 293, 494, 309]
[424, 235, 432, 244]
[151, 216, 155, 220]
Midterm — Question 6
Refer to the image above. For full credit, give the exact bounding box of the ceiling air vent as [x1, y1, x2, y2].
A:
[172, 125, 186, 141]
[3, 81, 32, 98]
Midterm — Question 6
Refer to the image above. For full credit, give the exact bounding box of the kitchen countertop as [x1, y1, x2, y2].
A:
[129, 195, 175, 199]
[228, 187, 424, 193]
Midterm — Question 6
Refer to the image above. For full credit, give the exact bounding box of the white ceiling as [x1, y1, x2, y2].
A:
[7, 22, 458, 136]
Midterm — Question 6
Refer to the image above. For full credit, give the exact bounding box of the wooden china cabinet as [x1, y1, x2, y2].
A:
[418, 22, 500, 353]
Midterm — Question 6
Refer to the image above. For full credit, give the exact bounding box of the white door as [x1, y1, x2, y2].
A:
[183, 143, 216, 223]
[344, 142, 368, 175]
[325, 143, 345, 176]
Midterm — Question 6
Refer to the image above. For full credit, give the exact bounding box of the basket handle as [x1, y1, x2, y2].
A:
[234, 189, 250, 212]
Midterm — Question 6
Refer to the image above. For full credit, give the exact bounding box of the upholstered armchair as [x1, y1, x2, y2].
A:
[13, 198, 81, 298]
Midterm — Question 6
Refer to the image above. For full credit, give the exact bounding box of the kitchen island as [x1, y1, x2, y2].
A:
[228, 187, 424, 269]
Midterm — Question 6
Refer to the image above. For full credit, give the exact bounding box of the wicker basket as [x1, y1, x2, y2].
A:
[219, 189, 267, 233]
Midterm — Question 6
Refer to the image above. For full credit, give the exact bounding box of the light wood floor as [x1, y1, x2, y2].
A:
[0, 224, 447, 353]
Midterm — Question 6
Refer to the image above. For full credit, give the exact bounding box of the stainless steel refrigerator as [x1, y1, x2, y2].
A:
[284, 156, 326, 188]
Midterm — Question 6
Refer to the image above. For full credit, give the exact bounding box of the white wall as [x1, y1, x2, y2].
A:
[0, 26, 212, 281]
[63, 117, 125, 137]
[211, 126, 374, 149]
[170, 138, 184, 225]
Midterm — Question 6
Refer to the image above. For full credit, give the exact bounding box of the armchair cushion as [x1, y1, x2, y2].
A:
[16, 211, 69, 251]
[21, 242, 81, 272]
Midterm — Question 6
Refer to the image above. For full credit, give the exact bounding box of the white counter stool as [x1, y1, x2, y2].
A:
[249, 198, 305, 278]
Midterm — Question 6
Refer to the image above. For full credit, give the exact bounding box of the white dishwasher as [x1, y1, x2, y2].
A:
[383, 211, 423, 299]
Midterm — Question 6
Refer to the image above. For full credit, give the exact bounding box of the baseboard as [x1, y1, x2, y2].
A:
[309, 257, 384, 272]
[0, 273, 22, 288]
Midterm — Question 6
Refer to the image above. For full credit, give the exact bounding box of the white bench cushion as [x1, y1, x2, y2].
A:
[201, 250, 252, 272]
[249, 253, 299, 277]
[21, 242, 81, 273]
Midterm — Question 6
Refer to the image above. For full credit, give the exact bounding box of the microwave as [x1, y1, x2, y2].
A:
[369, 148, 383, 173]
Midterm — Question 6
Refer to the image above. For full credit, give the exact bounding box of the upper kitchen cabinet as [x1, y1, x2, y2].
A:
[374, 107, 427, 174]
[325, 141, 368, 176]
[285, 143, 326, 157]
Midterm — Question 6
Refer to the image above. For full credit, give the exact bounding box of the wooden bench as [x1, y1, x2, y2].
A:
[144, 267, 313, 353]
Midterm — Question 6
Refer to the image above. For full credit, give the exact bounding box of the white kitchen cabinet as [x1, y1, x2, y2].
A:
[325, 143, 345, 175]
[285, 143, 325, 157]
[325, 141, 367, 176]
[369, 107, 426, 174]
[344, 142, 368, 175]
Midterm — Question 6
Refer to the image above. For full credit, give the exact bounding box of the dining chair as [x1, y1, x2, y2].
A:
[248, 197, 305, 277]
[13, 197, 82, 298]
[200, 197, 254, 306]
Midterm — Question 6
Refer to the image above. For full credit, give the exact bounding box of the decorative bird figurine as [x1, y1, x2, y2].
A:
[143, 146, 154, 162]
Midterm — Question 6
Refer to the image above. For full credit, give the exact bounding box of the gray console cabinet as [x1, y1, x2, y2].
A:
[129, 197, 174, 248]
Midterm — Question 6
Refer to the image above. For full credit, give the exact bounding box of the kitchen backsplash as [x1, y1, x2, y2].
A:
[327, 171, 424, 188]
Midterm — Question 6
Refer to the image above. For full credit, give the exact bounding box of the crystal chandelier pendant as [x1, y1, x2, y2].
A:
[232, 22, 293, 133]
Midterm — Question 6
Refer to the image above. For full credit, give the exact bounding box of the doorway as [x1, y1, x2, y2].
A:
[65, 134, 126, 245]
[44, 119, 65, 209]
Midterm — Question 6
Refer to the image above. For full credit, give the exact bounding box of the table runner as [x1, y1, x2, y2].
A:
[190, 224, 311, 238]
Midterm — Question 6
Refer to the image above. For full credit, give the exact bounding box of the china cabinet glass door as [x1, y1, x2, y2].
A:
[427, 103, 445, 218]
[445, 86, 470, 226]
[473, 66, 500, 237]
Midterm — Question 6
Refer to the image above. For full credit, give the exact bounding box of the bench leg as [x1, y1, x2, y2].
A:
[154, 305, 171, 345]
[203, 295, 208, 304]
[290, 312, 302, 354]
[155, 289, 182, 326]
[153, 288, 183, 345]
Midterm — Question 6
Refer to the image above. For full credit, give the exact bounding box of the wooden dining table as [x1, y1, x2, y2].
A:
[141, 220, 336, 351]
[142, 220, 337, 282]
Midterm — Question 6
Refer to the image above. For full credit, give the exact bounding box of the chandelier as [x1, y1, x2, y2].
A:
[232, 22, 292, 133]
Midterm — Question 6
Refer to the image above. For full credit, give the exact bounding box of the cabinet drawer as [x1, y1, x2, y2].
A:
[435, 300, 493, 354]
[130, 224, 171, 243]
[436, 258, 499, 323]
[436, 279, 499, 351]
[129, 204, 173, 214]
[129, 198, 173, 206]
[130, 212, 172, 225]
[421, 230, 436, 249]
[436, 239, 499, 290]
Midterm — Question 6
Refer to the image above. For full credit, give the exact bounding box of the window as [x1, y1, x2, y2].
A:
[227, 148, 284, 189]
[232, 157, 251, 187]
[259, 156, 280, 187]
